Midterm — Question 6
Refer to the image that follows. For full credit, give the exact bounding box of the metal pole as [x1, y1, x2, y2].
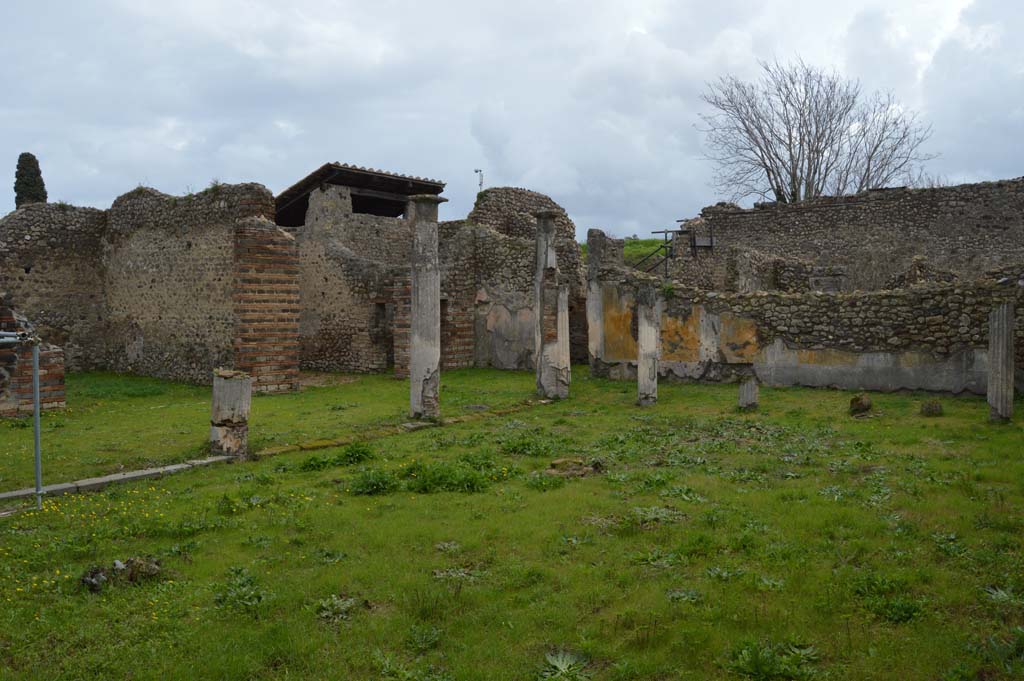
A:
[32, 342, 42, 510]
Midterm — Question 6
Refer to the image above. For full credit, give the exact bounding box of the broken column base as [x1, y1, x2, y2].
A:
[738, 374, 759, 412]
[210, 368, 253, 460]
[210, 423, 250, 458]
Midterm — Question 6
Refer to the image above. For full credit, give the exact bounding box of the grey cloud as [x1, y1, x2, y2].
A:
[0, 0, 1017, 240]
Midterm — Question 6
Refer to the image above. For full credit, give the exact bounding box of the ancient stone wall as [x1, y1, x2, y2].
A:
[0, 203, 107, 368]
[297, 186, 407, 373]
[589, 228, 1024, 394]
[0, 182, 298, 390]
[685, 178, 1024, 291]
[101, 184, 281, 385]
[468, 187, 587, 365]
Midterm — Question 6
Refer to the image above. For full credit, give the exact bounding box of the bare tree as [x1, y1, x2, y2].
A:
[700, 59, 935, 203]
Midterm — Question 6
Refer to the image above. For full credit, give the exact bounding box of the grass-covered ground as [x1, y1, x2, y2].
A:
[2, 368, 1023, 679]
[0, 371, 534, 491]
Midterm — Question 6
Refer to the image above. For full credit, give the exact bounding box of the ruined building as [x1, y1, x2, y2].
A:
[0, 163, 586, 400]
[588, 177, 1024, 395]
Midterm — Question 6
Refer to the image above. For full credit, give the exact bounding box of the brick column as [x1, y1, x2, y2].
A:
[408, 195, 447, 419]
[233, 218, 300, 393]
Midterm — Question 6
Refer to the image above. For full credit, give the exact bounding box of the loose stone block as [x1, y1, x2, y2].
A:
[987, 301, 1015, 422]
[738, 374, 759, 411]
[210, 368, 252, 458]
[636, 285, 660, 406]
[534, 209, 570, 399]
[408, 195, 447, 419]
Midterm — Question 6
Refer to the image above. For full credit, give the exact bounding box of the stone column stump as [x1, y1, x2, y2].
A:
[738, 373, 759, 412]
[987, 301, 1015, 423]
[534, 209, 571, 399]
[408, 194, 447, 419]
[210, 369, 252, 459]
[636, 284, 660, 406]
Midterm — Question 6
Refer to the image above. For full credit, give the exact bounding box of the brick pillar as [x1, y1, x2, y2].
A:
[988, 301, 1015, 422]
[534, 210, 570, 399]
[636, 284, 660, 406]
[0, 307, 65, 417]
[408, 195, 447, 419]
[233, 217, 300, 393]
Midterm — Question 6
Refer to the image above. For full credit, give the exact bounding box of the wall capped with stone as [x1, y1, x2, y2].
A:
[0, 203, 107, 368]
[101, 184, 281, 385]
[688, 177, 1024, 291]
[588, 228, 1023, 394]
[0, 182, 298, 390]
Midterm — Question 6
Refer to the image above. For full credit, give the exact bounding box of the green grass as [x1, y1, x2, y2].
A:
[579, 238, 666, 267]
[622, 238, 666, 266]
[2, 368, 1023, 679]
[0, 370, 534, 491]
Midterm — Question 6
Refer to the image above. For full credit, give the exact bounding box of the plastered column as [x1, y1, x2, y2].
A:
[534, 210, 571, 399]
[636, 285, 660, 406]
[987, 300, 1015, 422]
[738, 373, 759, 411]
[408, 195, 447, 419]
[210, 369, 252, 458]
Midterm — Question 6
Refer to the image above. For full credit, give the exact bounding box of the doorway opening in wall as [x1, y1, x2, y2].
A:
[371, 302, 395, 369]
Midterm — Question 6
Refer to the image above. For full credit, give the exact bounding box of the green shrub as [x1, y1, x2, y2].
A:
[299, 443, 375, 471]
[402, 460, 489, 494]
[349, 468, 399, 495]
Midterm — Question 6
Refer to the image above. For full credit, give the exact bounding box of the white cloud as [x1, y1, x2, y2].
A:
[0, 0, 1019, 237]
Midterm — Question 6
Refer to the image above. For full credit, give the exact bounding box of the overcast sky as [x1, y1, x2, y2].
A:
[1, 0, 1020, 238]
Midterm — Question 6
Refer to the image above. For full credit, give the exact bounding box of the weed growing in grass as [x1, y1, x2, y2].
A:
[213, 567, 271, 617]
[349, 469, 400, 495]
[316, 548, 346, 564]
[402, 460, 489, 494]
[299, 442, 375, 471]
[526, 472, 566, 492]
[316, 593, 367, 624]
[540, 650, 590, 680]
[375, 651, 454, 681]
[666, 588, 703, 604]
[629, 506, 684, 528]
[853, 573, 924, 623]
[406, 624, 442, 654]
[726, 640, 820, 679]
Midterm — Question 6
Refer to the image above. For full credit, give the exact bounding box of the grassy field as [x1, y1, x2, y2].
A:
[0, 371, 535, 492]
[1, 368, 1023, 679]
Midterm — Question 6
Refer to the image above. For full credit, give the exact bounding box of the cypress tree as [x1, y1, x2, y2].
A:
[14, 152, 47, 208]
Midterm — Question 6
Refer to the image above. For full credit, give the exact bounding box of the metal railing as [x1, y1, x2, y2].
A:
[1, 331, 43, 509]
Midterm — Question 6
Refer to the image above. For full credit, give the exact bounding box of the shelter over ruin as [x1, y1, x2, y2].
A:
[275, 162, 445, 226]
